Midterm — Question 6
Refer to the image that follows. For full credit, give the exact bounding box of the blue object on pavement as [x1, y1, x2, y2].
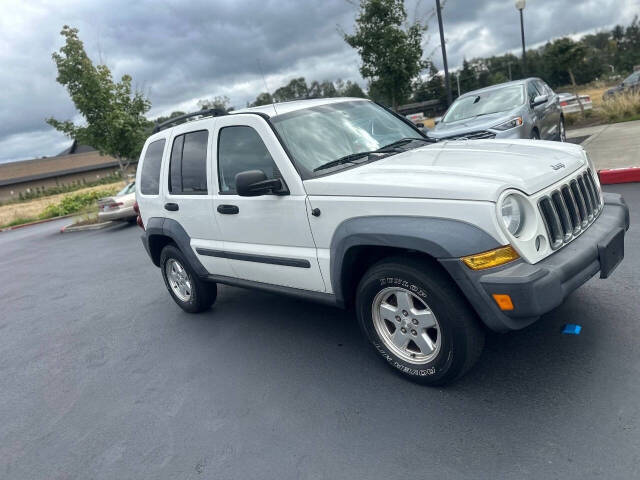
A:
[562, 324, 582, 335]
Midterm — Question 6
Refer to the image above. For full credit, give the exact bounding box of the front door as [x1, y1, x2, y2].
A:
[205, 114, 325, 292]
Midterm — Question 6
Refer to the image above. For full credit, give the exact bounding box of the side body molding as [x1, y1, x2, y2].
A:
[329, 216, 502, 303]
[141, 217, 208, 277]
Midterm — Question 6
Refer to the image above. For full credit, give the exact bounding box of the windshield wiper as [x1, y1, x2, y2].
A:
[313, 138, 432, 172]
[313, 151, 376, 172]
[378, 137, 433, 150]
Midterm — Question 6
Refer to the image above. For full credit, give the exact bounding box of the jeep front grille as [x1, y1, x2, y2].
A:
[538, 169, 602, 249]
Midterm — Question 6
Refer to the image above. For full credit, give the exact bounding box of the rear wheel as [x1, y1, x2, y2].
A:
[355, 256, 485, 385]
[160, 245, 217, 313]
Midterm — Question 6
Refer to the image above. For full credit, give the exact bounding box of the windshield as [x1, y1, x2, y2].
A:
[623, 71, 640, 84]
[271, 101, 423, 175]
[442, 85, 524, 123]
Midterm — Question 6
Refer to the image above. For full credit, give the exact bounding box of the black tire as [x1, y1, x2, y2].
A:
[530, 129, 540, 140]
[160, 244, 217, 313]
[355, 256, 484, 385]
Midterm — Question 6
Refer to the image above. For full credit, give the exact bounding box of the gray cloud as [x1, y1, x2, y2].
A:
[1, 0, 637, 162]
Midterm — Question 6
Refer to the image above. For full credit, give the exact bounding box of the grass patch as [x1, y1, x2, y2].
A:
[566, 91, 640, 128]
[1, 217, 38, 229]
[0, 187, 118, 229]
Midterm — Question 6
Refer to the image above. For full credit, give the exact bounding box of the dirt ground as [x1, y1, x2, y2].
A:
[0, 182, 126, 227]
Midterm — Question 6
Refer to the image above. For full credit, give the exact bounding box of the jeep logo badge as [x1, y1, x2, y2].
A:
[550, 163, 565, 170]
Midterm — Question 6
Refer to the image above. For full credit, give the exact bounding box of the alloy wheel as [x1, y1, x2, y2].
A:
[372, 287, 442, 364]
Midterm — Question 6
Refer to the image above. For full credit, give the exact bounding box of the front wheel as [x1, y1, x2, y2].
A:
[160, 245, 217, 313]
[356, 256, 485, 385]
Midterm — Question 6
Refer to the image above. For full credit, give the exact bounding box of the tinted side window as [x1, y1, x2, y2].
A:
[169, 135, 184, 193]
[218, 126, 278, 193]
[527, 82, 541, 104]
[168, 130, 209, 195]
[140, 139, 166, 195]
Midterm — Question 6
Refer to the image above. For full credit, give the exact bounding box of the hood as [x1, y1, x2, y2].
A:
[304, 140, 586, 202]
[429, 109, 520, 139]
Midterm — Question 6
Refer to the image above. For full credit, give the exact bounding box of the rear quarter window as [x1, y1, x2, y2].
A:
[139, 139, 166, 195]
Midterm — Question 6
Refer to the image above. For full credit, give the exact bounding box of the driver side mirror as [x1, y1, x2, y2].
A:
[235, 170, 288, 197]
[531, 94, 548, 107]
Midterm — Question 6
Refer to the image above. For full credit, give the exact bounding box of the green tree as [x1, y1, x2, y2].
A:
[46, 26, 151, 176]
[308, 80, 338, 98]
[412, 62, 446, 106]
[339, 80, 367, 98]
[457, 59, 477, 95]
[344, 0, 427, 108]
[197, 95, 232, 111]
[543, 38, 588, 87]
[153, 111, 186, 126]
[251, 92, 274, 107]
[273, 77, 310, 102]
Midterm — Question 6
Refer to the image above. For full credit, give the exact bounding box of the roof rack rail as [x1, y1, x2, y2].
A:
[152, 108, 228, 133]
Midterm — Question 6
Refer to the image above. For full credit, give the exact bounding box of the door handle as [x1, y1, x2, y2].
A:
[164, 202, 179, 211]
[217, 204, 239, 215]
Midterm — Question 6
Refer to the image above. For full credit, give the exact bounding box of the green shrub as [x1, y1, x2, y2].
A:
[39, 187, 118, 219]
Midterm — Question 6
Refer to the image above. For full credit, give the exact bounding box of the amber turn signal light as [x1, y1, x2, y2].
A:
[461, 245, 520, 270]
[492, 294, 514, 311]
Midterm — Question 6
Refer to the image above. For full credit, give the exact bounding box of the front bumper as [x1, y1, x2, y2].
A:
[441, 193, 630, 332]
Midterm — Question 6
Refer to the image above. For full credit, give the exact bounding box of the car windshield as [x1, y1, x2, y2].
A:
[270, 101, 423, 175]
[442, 85, 524, 123]
[623, 71, 640, 84]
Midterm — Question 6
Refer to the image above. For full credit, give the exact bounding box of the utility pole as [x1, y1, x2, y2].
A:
[435, 0, 452, 106]
[456, 73, 461, 97]
[515, 0, 527, 76]
[507, 61, 512, 81]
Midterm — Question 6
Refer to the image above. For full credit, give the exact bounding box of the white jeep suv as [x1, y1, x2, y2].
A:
[135, 98, 629, 385]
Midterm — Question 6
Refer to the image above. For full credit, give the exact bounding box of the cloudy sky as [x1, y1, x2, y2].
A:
[1, 0, 638, 163]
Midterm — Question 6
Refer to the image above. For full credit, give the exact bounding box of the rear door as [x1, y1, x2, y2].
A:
[161, 121, 234, 277]
[206, 114, 325, 292]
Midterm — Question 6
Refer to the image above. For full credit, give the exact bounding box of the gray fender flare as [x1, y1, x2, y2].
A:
[329, 216, 501, 304]
[141, 217, 208, 277]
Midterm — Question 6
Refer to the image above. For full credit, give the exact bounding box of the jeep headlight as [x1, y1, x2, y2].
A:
[492, 117, 523, 131]
[501, 194, 524, 236]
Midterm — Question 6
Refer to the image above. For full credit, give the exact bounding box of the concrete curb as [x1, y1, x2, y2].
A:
[0, 214, 74, 233]
[598, 167, 640, 185]
[60, 220, 115, 233]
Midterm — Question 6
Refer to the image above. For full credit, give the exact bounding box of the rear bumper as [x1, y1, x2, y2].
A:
[441, 192, 630, 332]
[98, 206, 135, 221]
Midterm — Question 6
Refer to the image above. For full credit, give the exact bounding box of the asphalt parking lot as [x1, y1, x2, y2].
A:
[1, 183, 638, 479]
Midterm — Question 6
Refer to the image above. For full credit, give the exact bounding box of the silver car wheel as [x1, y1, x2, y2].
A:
[165, 258, 192, 302]
[372, 287, 442, 364]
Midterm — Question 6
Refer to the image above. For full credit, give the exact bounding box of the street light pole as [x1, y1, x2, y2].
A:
[515, 0, 526, 76]
[435, 0, 453, 106]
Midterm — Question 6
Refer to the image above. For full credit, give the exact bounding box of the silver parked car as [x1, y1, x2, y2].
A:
[428, 78, 565, 142]
[603, 70, 640, 100]
[98, 182, 137, 222]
